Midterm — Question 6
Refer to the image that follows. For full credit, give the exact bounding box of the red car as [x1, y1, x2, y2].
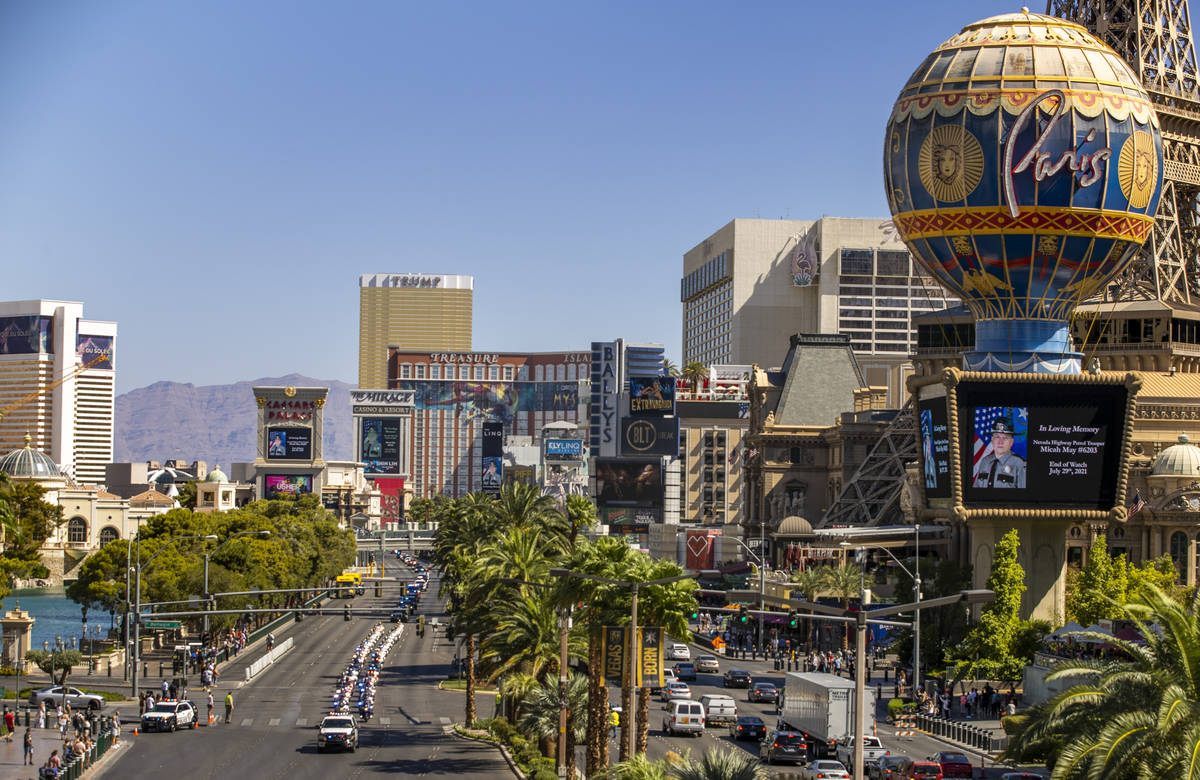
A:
[929, 752, 972, 778]
[907, 761, 944, 780]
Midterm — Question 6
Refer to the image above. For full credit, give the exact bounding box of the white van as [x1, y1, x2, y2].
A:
[668, 643, 691, 661]
[661, 700, 705, 736]
[699, 694, 738, 726]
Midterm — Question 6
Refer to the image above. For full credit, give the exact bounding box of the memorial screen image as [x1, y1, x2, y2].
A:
[956, 381, 1127, 510]
[266, 427, 311, 460]
[918, 398, 951, 498]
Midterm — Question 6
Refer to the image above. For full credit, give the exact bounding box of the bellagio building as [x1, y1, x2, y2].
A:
[0, 299, 117, 485]
[358, 274, 473, 389]
[387, 349, 590, 498]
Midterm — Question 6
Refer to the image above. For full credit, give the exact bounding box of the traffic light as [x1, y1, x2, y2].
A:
[375, 581, 382, 598]
[689, 609, 700, 621]
[343, 606, 352, 621]
[788, 611, 799, 628]
[738, 606, 749, 624]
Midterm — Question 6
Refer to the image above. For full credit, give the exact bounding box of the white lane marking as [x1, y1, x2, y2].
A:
[296, 718, 308, 726]
[268, 718, 281, 726]
[380, 717, 392, 725]
[439, 717, 450, 724]
[240, 718, 253, 727]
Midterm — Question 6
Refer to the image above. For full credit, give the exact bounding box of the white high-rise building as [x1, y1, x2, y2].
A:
[681, 217, 959, 404]
[0, 300, 117, 484]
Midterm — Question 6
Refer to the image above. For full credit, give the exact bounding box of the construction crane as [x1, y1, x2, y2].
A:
[0, 349, 112, 425]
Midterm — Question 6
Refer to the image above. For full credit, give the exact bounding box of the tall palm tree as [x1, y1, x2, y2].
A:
[681, 362, 707, 393]
[564, 494, 598, 550]
[1005, 585, 1200, 778]
[662, 359, 680, 378]
[789, 567, 827, 651]
[822, 564, 863, 650]
[517, 672, 589, 779]
[673, 748, 769, 780]
[495, 481, 565, 536]
[632, 559, 699, 753]
[480, 524, 565, 586]
[480, 590, 585, 683]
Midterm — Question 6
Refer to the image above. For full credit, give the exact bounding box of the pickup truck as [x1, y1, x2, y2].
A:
[699, 694, 738, 726]
[835, 735, 889, 767]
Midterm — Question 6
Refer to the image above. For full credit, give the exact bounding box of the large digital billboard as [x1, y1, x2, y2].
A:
[265, 474, 313, 497]
[917, 397, 950, 498]
[595, 458, 662, 507]
[392, 380, 579, 423]
[0, 316, 53, 355]
[266, 427, 311, 460]
[953, 379, 1131, 511]
[76, 335, 113, 369]
[621, 417, 679, 457]
[629, 376, 675, 415]
[360, 418, 401, 475]
[545, 438, 584, 460]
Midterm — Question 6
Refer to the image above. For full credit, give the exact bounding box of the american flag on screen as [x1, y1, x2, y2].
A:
[974, 406, 1027, 467]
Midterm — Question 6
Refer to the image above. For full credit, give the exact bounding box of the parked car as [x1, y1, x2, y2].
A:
[723, 669, 752, 688]
[929, 751, 973, 778]
[661, 700, 705, 737]
[694, 655, 720, 673]
[729, 714, 767, 741]
[667, 643, 691, 661]
[674, 662, 697, 681]
[28, 686, 106, 711]
[761, 730, 809, 765]
[659, 682, 692, 703]
[748, 682, 778, 703]
[799, 759, 851, 779]
[868, 754, 910, 780]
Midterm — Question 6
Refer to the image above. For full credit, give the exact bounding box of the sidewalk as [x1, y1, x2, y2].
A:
[0, 721, 128, 779]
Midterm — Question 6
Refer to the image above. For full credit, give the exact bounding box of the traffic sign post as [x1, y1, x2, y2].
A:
[143, 620, 182, 630]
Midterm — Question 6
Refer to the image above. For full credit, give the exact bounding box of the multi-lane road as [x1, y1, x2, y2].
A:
[96, 569, 513, 780]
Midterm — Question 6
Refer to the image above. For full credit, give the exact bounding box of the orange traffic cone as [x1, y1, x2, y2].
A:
[133, 727, 138, 736]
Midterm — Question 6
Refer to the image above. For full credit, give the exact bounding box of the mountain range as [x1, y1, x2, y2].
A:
[114, 373, 354, 469]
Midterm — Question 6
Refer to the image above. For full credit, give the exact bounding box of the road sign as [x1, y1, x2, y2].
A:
[143, 620, 182, 630]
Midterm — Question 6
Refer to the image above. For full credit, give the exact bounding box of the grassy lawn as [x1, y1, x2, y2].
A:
[438, 678, 497, 694]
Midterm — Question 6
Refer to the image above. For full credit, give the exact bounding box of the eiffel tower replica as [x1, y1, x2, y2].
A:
[821, 2, 1200, 529]
[1052, 0, 1200, 303]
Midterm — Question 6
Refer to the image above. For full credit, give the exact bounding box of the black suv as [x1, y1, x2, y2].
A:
[723, 669, 752, 688]
[760, 730, 807, 765]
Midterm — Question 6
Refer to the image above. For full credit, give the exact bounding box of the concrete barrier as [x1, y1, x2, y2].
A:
[244, 636, 294, 681]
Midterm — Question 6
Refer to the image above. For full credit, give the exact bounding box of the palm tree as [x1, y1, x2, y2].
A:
[1004, 585, 1200, 778]
[632, 559, 700, 754]
[673, 748, 769, 780]
[480, 524, 565, 586]
[789, 567, 827, 651]
[681, 362, 707, 394]
[822, 564, 863, 650]
[564, 494, 598, 550]
[480, 590, 585, 683]
[518, 672, 589, 779]
[662, 359, 680, 378]
[495, 481, 564, 536]
[607, 753, 671, 780]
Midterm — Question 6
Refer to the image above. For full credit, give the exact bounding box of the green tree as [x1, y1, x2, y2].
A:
[1004, 586, 1200, 778]
[175, 481, 197, 511]
[681, 362, 707, 393]
[673, 748, 769, 780]
[891, 557, 973, 678]
[631, 558, 698, 753]
[564, 494, 598, 550]
[25, 649, 84, 706]
[1065, 535, 1127, 626]
[957, 529, 1025, 681]
[517, 672, 589, 779]
[607, 753, 671, 780]
[821, 563, 863, 650]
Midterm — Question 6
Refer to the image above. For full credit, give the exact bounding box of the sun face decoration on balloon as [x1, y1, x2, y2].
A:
[883, 11, 1163, 373]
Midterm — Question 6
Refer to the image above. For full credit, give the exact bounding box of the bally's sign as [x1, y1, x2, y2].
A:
[621, 417, 678, 456]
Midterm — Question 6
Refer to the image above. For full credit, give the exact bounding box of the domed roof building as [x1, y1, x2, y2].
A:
[1151, 434, 1200, 477]
[0, 436, 63, 481]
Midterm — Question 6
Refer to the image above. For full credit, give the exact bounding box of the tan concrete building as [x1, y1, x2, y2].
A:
[681, 218, 959, 405]
[677, 365, 752, 527]
[358, 274, 473, 389]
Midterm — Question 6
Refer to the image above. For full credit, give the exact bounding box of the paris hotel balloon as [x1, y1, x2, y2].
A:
[883, 11, 1163, 374]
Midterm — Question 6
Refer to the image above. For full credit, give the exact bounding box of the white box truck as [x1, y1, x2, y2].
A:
[779, 672, 876, 759]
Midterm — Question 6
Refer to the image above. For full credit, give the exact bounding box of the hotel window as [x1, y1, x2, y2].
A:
[400, 364, 412, 379]
[415, 364, 426, 378]
[474, 365, 485, 380]
[518, 365, 529, 380]
[430, 365, 441, 379]
[536, 365, 545, 381]
[503, 365, 514, 381]
[489, 365, 499, 380]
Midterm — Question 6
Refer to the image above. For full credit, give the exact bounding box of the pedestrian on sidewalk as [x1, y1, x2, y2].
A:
[224, 692, 233, 724]
[207, 692, 214, 724]
[38, 701, 45, 729]
[23, 726, 33, 765]
[161, 679, 169, 699]
[4, 705, 15, 741]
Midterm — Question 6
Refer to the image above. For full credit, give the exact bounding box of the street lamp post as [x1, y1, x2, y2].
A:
[202, 531, 270, 649]
[550, 567, 691, 761]
[129, 533, 217, 698]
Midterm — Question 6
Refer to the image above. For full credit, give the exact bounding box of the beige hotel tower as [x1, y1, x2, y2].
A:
[358, 273, 473, 389]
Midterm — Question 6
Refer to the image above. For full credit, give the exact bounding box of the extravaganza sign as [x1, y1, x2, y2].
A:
[360, 418, 402, 475]
[264, 474, 312, 497]
[0, 316, 53, 355]
[76, 334, 113, 369]
[685, 528, 721, 570]
[266, 427, 312, 460]
[621, 417, 679, 457]
[629, 376, 675, 415]
[595, 458, 662, 507]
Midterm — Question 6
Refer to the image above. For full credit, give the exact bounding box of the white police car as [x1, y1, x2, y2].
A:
[317, 713, 359, 753]
[141, 699, 197, 732]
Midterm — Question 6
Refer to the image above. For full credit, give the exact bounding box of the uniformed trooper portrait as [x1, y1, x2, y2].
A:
[972, 415, 1026, 488]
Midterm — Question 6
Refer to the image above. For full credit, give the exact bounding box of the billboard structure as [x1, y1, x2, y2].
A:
[266, 427, 312, 460]
[912, 370, 1140, 520]
[264, 474, 313, 497]
[595, 457, 662, 524]
[621, 417, 678, 457]
[351, 390, 413, 478]
[481, 420, 504, 496]
[629, 376, 675, 415]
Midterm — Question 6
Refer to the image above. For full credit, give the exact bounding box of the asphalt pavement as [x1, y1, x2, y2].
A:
[90, 569, 515, 780]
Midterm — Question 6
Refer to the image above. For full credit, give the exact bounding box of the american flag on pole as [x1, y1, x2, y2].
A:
[1128, 489, 1146, 516]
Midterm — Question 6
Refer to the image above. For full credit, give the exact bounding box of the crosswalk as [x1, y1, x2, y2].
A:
[209, 713, 446, 729]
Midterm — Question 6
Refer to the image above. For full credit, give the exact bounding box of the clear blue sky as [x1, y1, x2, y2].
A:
[0, 0, 1005, 393]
